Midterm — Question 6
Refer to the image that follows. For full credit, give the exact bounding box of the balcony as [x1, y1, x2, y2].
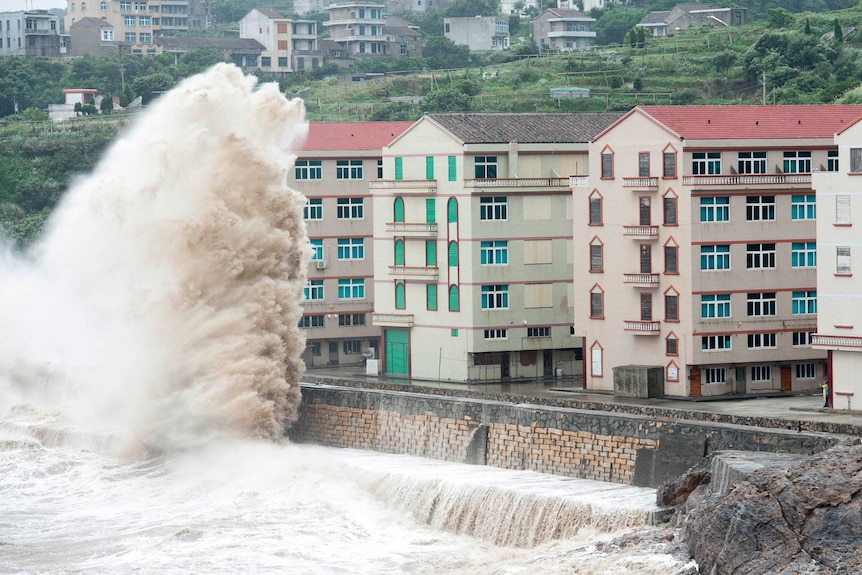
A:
[623, 225, 659, 240]
[811, 334, 862, 349]
[683, 174, 812, 190]
[372, 313, 414, 327]
[464, 177, 569, 193]
[622, 177, 659, 190]
[624, 320, 661, 334]
[384, 222, 438, 236]
[623, 273, 660, 287]
[547, 30, 597, 38]
[370, 180, 437, 194]
[388, 265, 438, 281]
[570, 175, 589, 189]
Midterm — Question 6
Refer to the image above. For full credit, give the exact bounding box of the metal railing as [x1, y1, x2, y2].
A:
[683, 174, 811, 186]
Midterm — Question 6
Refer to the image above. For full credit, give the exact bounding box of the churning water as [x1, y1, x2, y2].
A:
[0, 65, 693, 574]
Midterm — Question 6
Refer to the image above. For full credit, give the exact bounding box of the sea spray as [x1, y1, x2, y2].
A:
[0, 63, 310, 451]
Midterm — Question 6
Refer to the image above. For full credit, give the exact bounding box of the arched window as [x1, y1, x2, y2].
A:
[448, 241, 458, 267]
[393, 197, 404, 223]
[71, 3, 76, 12]
[395, 282, 405, 309]
[448, 285, 459, 311]
[81, 2, 87, 11]
[394, 240, 404, 266]
[100, 2, 107, 10]
[447, 197, 457, 223]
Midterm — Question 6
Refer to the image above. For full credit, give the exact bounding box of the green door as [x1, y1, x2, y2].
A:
[384, 329, 409, 376]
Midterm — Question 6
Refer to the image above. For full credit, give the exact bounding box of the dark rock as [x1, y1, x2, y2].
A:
[658, 466, 711, 507]
[682, 440, 862, 574]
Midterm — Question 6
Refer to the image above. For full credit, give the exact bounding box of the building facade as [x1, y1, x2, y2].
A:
[637, 3, 747, 38]
[324, 2, 387, 57]
[293, 121, 413, 369]
[0, 10, 62, 57]
[371, 112, 621, 382]
[443, 16, 509, 52]
[531, 8, 596, 52]
[812, 116, 862, 409]
[574, 105, 862, 398]
[239, 8, 321, 74]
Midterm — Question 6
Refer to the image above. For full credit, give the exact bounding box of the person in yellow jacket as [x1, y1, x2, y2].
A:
[821, 381, 830, 408]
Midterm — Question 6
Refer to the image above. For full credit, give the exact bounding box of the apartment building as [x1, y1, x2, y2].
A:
[323, 2, 386, 57]
[812, 115, 862, 409]
[239, 8, 321, 74]
[371, 112, 621, 382]
[574, 105, 862, 398]
[0, 10, 62, 57]
[531, 8, 596, 52]
[443, 16, 509, 52]
[65, 0, 212, 55]
[293, 121, 413, 369]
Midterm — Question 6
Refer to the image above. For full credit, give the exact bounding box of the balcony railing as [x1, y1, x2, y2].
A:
[623, 273, 660, 286]
[465, 177, 569, 192]
[624, 320, 661, 334]
[623, 225, 659, 239]
[384, 222, 438, 236]
[372, 313, 414, 327]
[388, 265, 438, 280]
[622, 177, 659, 189]
[370, 180, 437, 193]
[569, 175, 589, 188]
[811, 334, 862, 348]
[683, 174, 812, 188]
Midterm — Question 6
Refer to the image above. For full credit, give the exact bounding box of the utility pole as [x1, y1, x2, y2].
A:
[762, 69, 766, 105]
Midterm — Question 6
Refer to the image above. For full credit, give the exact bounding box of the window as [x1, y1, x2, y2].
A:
[484, 329, 507, 340]
[425, 240, 436, 266]
[692, 152, 721, 175]
[448, 156, 457, 182]
[700, 197, 729, 222]
[747, 292, 776, 317]
[640, 293, 653, 321]
[796, 363, 815, 379]
[639, 196, 651, 226]
[639, 152, 650, 177]
[704, 367, 726, 384]
[139, 32, 150, 43]
[125, 32, 136, 42]
[791, 195, 815, 220]
[836, 195, 851, 224]
[793, 331, 815, 346]
[295, 160, 322, 180]
[746, 243, 775, 269]
[336, 197, 363, 219]
[701, 245, 730, 270]
[828, 150, 839, 172]
[298, 315, 325, 328]
[451, 329, 459, 337]
[481, 285, 509, 309]
[737, 151, 766, 174]
[702, 294, 731, 318]
[474, 156, 497, 179]
[590, 242, 603, 272]
[601, 151, 613, 178]
[851, 148, 862, 173]
[425, 156, 434, 180]
[664, 243, 678, 273]
[750, 365, 772, 382]
[663, 151, 676, 178]
[338, 313, 366, 326]
[102, 28, 114, 41]
[448, 285, 459, 311]
[666, 334, 678, 355]
[447, 197, 457, 223]
[746, 196, 775, 221]
[791, 242, 816, 268]
[139, 16, 150, 26]
[590, 288, 603, 318]
[309, 239, 323, 260]
[480, 241, 508, 265]
[837, 246, 851, 274]
[278, 56, 288, 68]
[589, 192, 602, 225]
[792, 290, 817, 315]
[120, 1, 131, 8]
[591, 343, 603, 377]
[304, 280, 323, 300]
[665, 292, 678, 321]
[748, 333, 776, 348]
[702, 335, 731, 350]
[426, 284, 437, 310]
[480, 196, 507, 220]
[783, 151, 811, 173]
[304, 198, 322, 220]
[336, 160, 363, 180]
[337, 278, 364, 300]
[663, 195, 677, 225]
[124, 16, 135, 26]
[527, 327, 550, 338]
[448, 241, 458, 266]
[425, 198, 436, 223]
[337, 238, 364, 260]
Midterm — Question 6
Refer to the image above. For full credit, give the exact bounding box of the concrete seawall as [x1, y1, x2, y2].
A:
[289, 378, 849, 487]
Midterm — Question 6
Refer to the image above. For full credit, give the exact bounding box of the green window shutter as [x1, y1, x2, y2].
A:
[448, 241, 458, 266]
[395, 283, 405, 309]
[427, 284, 438, 310]
[426, 156, 434, 180]
[448, 285, 459, 311]
[394, 240, 405, 265]
[395, 157, 403, 180]
[394, 197, 404, 222]
[426, 198, 436, 223]
[448, 156, 456, 181]
[426, 241, 436, 266]
[447, 197, 457, 223]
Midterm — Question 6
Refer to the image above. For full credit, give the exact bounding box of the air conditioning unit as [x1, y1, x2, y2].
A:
[315, 260, 328, 270]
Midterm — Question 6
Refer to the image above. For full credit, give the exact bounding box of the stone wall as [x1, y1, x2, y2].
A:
[289, 381, 846, 487]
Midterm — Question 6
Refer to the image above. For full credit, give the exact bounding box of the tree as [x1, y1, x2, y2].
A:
[445, 0, 498, 17]
[833, 19, 843, 42]
[131, 72, 175, 104]
[593, 6, 647, 46]
[804, 18, 812, 35]
[423, 36, 471, 70]
[713, 50, 738, 73]
[422, 86, 472, 112]
[21, 107, 49, 122]
[100, 94, 114, 114]
[767, 8, 793, 29]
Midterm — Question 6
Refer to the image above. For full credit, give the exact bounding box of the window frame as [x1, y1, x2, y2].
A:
[336, 159, 364, 180]
[336, 197, 364, 220]
[295, 159, 323, 180]
[692, 152, 721, 175]
[304, 279, 324, 300]
[700, 196, 730, 222]
[737, 151, 766, 174]
[474, 156, 498, 179]
[746, 243, 776, 270]
[791, 241, 816, 268]
[336, 237, 364, 260]
[746, 195, 775, 221]
[480, 240, 508, 265]
[480, 196, 507, 221]
[791, 194, 816, 220]
[791, 290, 817, 315]
[746, 292, 777, 317]
[782, 151, 812, 174]
[700, 244, 730, 270]
[702, 334, 732, 351]
[480, 284, 509, 310]
[701, 293, 731, 318]
[337, 278, 365, 300]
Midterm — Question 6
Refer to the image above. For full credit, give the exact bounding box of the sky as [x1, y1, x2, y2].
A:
[3, 0, 67, 10]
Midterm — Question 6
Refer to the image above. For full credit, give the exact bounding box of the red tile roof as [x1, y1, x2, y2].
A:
[299, 121, 414, 151]
[638, 105, 862, 140]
